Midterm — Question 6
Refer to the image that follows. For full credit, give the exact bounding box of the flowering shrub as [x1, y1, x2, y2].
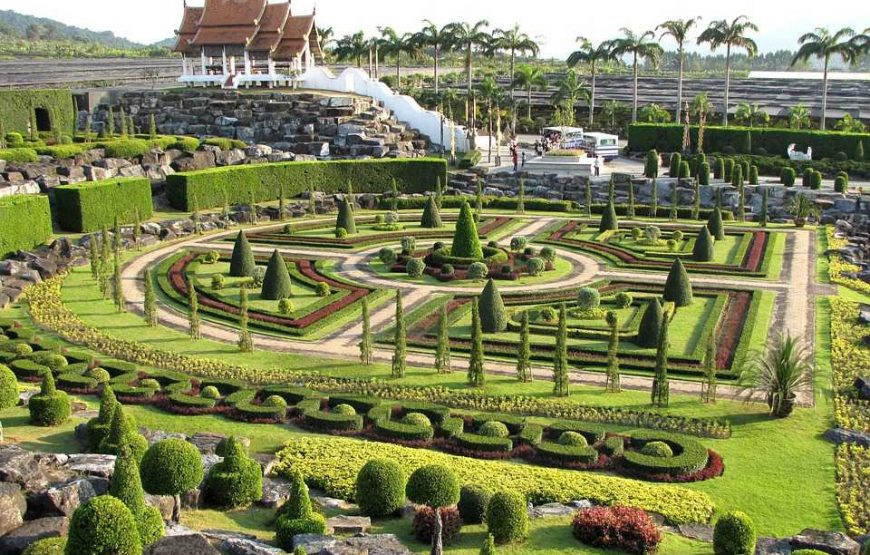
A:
[572, 506, 662, 554]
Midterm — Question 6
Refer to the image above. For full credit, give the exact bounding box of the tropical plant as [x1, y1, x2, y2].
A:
[601, 100, 627, 130]
[491, 24, 540, 129]
[657, 18, 701, 122]
[334, 31, 368, 68]
[567, 38, 619, 125]
[413, 20, 454, 95]
[638, 103, 672, 123]
[513, 65, 548, 120]
[378, 27, 421, 89]
[734, 103, 769, 127]
[610, 29, 664, 123]
[697, 16, 759, 125]
[738, 333, 813, 417]
[787, 193, 819, 227]
[445, 20, 490, 98]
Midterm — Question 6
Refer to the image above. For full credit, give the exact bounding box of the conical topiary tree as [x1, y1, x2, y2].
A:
[637, 297, 663, 348]
[467, 298, 485, 387]
[692, 226, 715, 262]
[478, 279, 506, 333]
[599, 199, 618, 232]
[110, 447, 165, 547]
[392, 291, 406, 378]
[229, 231, 255, 277]
[86, 385, 118, 449]
[605, 310, 620, 393]
[553, 304, 569, 397]
[651, 310, 671, 407]
[707, 206, 725, 240]
[421, 195, 443, 228]
[261, 250, 293, 301]
[663, 258, 693, 307]
[100, 406, 148, 463]
[451, 202, 483, 259]
[336, 198, 357, 234]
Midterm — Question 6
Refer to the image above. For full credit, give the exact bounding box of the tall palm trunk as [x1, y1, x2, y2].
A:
[465, 44, 473, 96]
[487, 100, 493, 164]
[433, 44, 440, 96]
[589, 63, 597, 126]
[676, 46, 684, 123]
[821, 55, 829, 130]
[510, 49, 517, 131]
[395, 54, 401, 89]
[631, 52, 639, 123]
[723, 44, 731, 125]
[527, 85, 533, 120]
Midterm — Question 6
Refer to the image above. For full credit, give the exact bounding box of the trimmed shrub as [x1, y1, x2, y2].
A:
[707, 207, 725, 240]
[452, 202, 483, 259]
[640, 441, 673, 457]
[478, 421, 510, 438]
[637, 298, 663, 348]
[406, 258, 426, 278]
[0, 364, 18, 409]
[0, 147, 38, 163]
[204, 436, 263, 508]
[202, 137, 246, 150]
[261, 250, 293, 300]
[229, 231, 255, 277]
[663, 258, 693, 307]
[572, 506, 662, 555]
[834, 175, 847, 193]
[277, 467, 312, 520]
[276, 513, 326, 549]
[614, 292, 633, 309]
[644, 150, 659, 178]
[810, 170, 823, 190]
[403, 412, 432, 427]
[421, 195, 443, 228]
[679, 161, 690, 179]
[693, 226, 715, 262]
[22, 537, 65, 555]
[699, 162, 710, 185]
[486, 490, 529, 544]
[336, 199, 357, 234]
[140, 439, 204, 501]
[558, 431, 588, 447]
[599, 199, 618, 232]
[355, 458, 407, 517]
[109, 449, 164, 546]
[100, 138, 152, 158]
[412, 506, 463, 544]
[200, 385, 220, 399]
[406, 464, 461, 509]
[379, 248, 397, 265]
[459, 484, 492, 524]
[781, 167, 796, 186]
[28, 373, 71, 426]
[99, 406, 148, 462]
[0, 195, 53, 258]
[467, 262, 489, 281]
[66, 495, 142, 555]
[802, 168, 814, 187]
[749, 165, 759, 185]
[577, 288, 601, 311]
[479, 279, 507, 333]
[166, 158, 448, 211]
[54, 178, 153, 233]
[264, 394, 288, 408]
[669, 153, 682, 177]
[713, 511, 757, 555]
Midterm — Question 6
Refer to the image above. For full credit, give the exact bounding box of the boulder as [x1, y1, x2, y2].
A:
[0, 516, 69, 554]
[0, 446, 51, 490]
[293, 534, 337, 554]
[145, 533, 221, 555]
[259, 476, 290, 509]
[145, 494, 176, 521]
[66, 453, 116, 478]
[824, 428, 870, 447]
[530, 502, 575, 518]
[0, 483, 26, 536]
[220, 536, 283, 555]
[336, 534, 411, 555]
[790, 529, 862, 555]
[28, 478, 96, 517]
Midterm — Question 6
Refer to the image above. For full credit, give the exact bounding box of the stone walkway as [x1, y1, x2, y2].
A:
[119, 216, 818, 404]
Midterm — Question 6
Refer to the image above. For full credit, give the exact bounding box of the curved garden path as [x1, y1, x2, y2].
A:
[118, 216, 818, 404]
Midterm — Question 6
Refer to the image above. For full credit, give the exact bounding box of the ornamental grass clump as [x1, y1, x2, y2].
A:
[738, 333, 812, 418]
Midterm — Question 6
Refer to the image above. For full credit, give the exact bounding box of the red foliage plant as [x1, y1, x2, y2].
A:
[411, 506, 463, 545]
[571, 506, 662, 555]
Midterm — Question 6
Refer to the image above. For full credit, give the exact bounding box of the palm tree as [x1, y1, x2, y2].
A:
[317, 26, 336, 59]
[738, 333, 813, 417]
[787, 193, 820, 227]
[567, 38, 619, 126]
[412, 20, 453, 96]
[445, 20, 490, 97]
[791, 28, 859, 130]
[697, 16, 759, 126]
[477, 75, 503, 164]
[735, 102, 769, 127]
[379, 27, 420, 89]
[334, 31, 368, 68]
[788, 104, 812, 130]
[513, 65, 547, 120]
[657, 18, 701, 123]
[690, 92, 713, 152]
[492, 25, 540, 129]
[601, 100, 627, 130]
[610, 29, 664, 123]
[552, 68, 590, 110]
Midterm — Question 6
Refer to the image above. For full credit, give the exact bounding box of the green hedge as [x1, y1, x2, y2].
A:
[455, 432, 514, 453]
[628, 123, 870, 160]
[0, 195, 53, 259]
[374, 419, 435, 442]
[166, 158, 449, 211]
[536, 441, 599, 464]
[379, 195, 576, 213]
[623, 431, 709, 476]
[54, 178, 153, 232]
[0, 89, 76, 136]
[0, 147, 39, 163]
[301, 410, 363, 432]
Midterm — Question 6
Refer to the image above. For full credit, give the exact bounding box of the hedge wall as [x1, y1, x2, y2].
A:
[628, 123, 869, 160]
[0, 195, 53, 259]
[54, 178, 153, 232]
[166, 158, 449, 211]
[0, 90, 76, 137]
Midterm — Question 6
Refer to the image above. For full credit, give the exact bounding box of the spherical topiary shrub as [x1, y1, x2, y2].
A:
[834, 176, 847, 193]
[200, 385, 220, 399]
[315, 282, 331, 297]
[406, 258, 426, 278]
[379, 247, 397, 266]
[139, 379, 160, 390]
[29, 373, 71, 427]
[402, 412, 432, 427]
[204, 436, 263, 509]
[335, 227, 348, 239]
[458, 484, 492, 524]
[332, 403, 357, 416]
[0, 364, 19, 409]
[140, 439, 204, 522]
[640, 440, 673, 457]
[577, 287, 601, 311]
[411, 506, 462, 544]
[713, 511, 757, 555]
[85, 367, 110, 383]
[441, 264, 455, 276]
[275, 512, 327, 551]
[486, 490, 529, 544]
[406, 464, 460, 512]
[526, 257, 545, 276]
[558, 431, 588, 447]
[263, 395, 288, 408]
[614, 292, 633, 309]
[355, 458, 407, 517]
[66, 495, 142, 555]
[22, 537, 65, 555]
[467, 262, 489, 281]
[478, 421, 510, 438]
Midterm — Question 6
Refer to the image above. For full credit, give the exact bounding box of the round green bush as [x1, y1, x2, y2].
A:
[204, 437, 263, 508]
[66, 495, 142, 555]
[441, 264, 455, 276]
[402, 412, 432, 427]
[834, 176, 847, 193]
[540, 246, 557, 263]
[264, 395, 288, 408]
[139, 378, 161, 390]
[558, 431, 588, 447]
[406, 258, 426, 278]
[332, 403, 356, 415]
[315, 282, 330, 297]
[379, 248, 397, 265]
[27, 351, 68, 371]
[640, 441, 673, 457]
[406, 464, 460, 509]
[335, 227, 348, 239]
[136, 505, 165, 546]
[5, 132, 24, 147]
[22, 537, 66, 555]
[4, 342, 32, 356]
[140, 439, 204, 497]
[614, 292, 633, 309]
[0, 364, 18, 409]
[29, 374, 71, 427]
[278, 298, 293, 315]
[86, 367, 110, 383]
[486, 490, 529, 544]
[458, 484, 491, 524]
[467, 262, 488, 281]
[275, 513, 326, 551]
[713, 511, 757, 555]
[355, 458, 407, 517]
[577, 288, 601, 311]
[200, 385, 220, 399]
[478, 421, 510, 438]
[526, 257, 545, 276]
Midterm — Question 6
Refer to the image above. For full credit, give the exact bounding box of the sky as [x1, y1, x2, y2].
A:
[0, 0, 866, 58]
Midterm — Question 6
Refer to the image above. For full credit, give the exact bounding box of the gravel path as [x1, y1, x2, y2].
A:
[119, 217, 818, 404]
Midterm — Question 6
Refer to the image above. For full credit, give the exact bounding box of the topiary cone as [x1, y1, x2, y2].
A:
[637, 297, 663, 348]
[663, 258, 693, 307]
[421, 195, 443, 228]
[478, 279, 507, 333]
[599, 199, 618, 232]
[261, 250, 293, 300]
[229, 231, 255, 277]
[707, 207, 725, 240]
[336, 198, 357, 234]
[451, 201, 483, 259]
[692, 226, 715, 262]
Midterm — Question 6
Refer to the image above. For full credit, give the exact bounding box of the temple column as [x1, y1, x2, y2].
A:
[200, 49, 206, 75]
[222, 47, 228, 75]
[244, 51, 251, 75]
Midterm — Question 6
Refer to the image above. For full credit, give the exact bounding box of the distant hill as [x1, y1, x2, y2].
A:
[0, 9, 171, 48]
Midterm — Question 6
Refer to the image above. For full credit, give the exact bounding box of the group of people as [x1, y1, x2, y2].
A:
[508, 137, 527, 172]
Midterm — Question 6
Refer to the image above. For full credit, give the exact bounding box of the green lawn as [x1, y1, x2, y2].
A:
[368, 256, 576, 288]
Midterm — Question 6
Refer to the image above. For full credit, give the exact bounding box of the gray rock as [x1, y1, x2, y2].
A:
[29, 478, 96, 517]
[259, 476, 290, 509]
[220, 536, 283, 555]
[146, 494, 176, 521]
[790, 529, 862, 555]
[824, 428, 870, 447]
[145, 533, 221, 555]
[66, 453, 116, 478]
[0, 483, 26, 536]
[0, 516, 69, 554]
[337, 533, 411, 555]
[326, 515, 371, 534]
[293, 534, 337, 553]
[676, 522, 714, 542]
[530, 502, 575, 518]
[755, 537, 792, 555]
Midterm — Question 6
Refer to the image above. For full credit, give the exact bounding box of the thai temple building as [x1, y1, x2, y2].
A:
[173, 0, 322, 88]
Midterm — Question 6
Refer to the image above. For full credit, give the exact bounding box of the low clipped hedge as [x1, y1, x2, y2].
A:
[379, 195, 576, 213]
[471, 413, 526, 435]
[54, 177, 153, 232]
[10, 359, 50, 379]
[396, 400, 451, 425]
[326, 395, 381, 413]
[0, 194, 53, 259]
[0, 147, 39, 163]
[455, 433, 514, 453]
[374, 419, 435, 442]
[166, 158, 448, 211]
[622, 431, 709, 477]
[547, 421, 606, 444]
[301, 409, 363, 432]
[536, 441, 599, 465]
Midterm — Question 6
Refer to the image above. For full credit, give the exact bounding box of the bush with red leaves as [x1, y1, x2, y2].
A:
[411, 506, 462, 545]
[572, 506, 662, 555]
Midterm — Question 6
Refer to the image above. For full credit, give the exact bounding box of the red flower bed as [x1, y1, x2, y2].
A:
[714, 291, 751, 369]
[572, 506, 662, 554]
[741, 231, 768, 272]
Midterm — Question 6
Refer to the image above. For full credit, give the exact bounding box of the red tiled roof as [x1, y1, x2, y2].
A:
[283, 14, 314, 39]
[173, 6, 204, 53]
[248, 2, 289, 51]
[199, 0, 267, 28]
[274, 38, 306, 59]
[191, 25, 258, 46]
